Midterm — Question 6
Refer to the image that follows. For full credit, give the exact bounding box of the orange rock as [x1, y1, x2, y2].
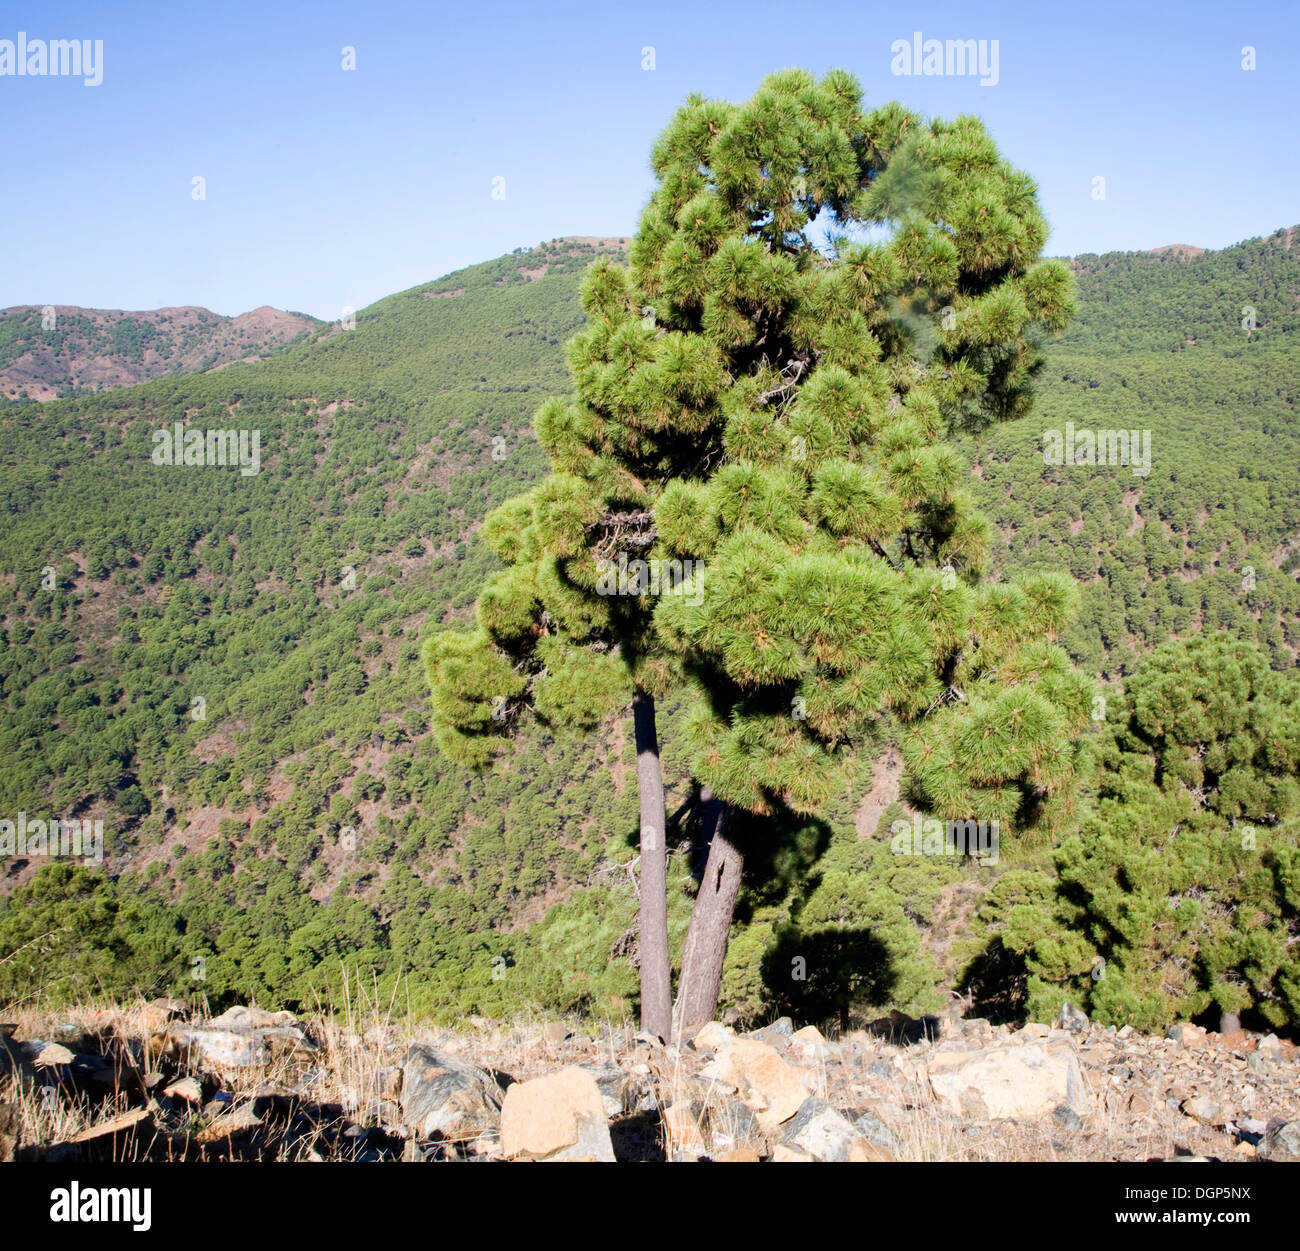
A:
[500, 1066, 614, 1161]
[715, 1039, 807, 1132]
[664, 1103, 707, 1155]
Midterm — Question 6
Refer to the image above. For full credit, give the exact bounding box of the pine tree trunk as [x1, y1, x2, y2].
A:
[673, 793, 743, 1039]
[632, 689, 672, 1042]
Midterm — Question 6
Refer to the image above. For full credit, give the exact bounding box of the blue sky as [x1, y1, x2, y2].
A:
[2, 0, 1296, 320]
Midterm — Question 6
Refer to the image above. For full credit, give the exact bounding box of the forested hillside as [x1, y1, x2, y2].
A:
[0, 228, 1295, 1025]
[968, 226, 1300, 679]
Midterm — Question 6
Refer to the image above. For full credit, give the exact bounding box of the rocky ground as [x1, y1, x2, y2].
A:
[1, 1001, 1298, 1163]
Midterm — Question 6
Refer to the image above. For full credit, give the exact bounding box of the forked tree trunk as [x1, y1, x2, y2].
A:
[672, 792, 743, 1039]
[632, 689, 672, 1041]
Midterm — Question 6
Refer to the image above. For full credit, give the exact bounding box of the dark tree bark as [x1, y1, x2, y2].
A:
[673, 792, 743, 1039]
[632, 689, 671, 1041]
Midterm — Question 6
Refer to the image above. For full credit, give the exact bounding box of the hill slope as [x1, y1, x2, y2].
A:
[0, 228, 1295, 1023]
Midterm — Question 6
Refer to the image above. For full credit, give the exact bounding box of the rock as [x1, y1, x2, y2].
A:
[400, 1044, 502, 1142]
[782, 1097, 885, 1162]
[692, 1022, 735, 1053]
[1117, 1025, 1134, 1040]
[0, 1102, 18, 1163]
[715, 1039, 808, 1132]
[1181, 1096, 1222, 1126]
[715, 1147, 761, 1162]
[581, 1064, 649, 1117]
[194, 1103, 262, 1145]
[0, 1029, 20, 1081]
[141, 998, 188, 1032]
[1059, 1002, 1088, 1034]
[500, 1066, 614, 1162]
[853, 1109, 901, 1157]
[169, 1028, 268, 1069]
[663, 1103, 707, 1156]
[1257, 1033, 1284, 1058]
[51, 1023, 93, 1052]
[1259, 1121, 1300, 1162]
[745, 1017, 794, 1048]
[1053, 1104, 1084, 1131]
[707, 1099, 761, 1149]
[33, 1043, 76, 1067]
[927, 1042, 1090, 1120]
[769, 1144, 813, 1162]
[789, 1024, 828, 1059]
[209, 1005, 296, 1030]
[1127, 1088, 1155, 1115]
[541, 1022, 569, 1046]
[164, 1076, 205, 1105]
[67, 1107, 152, 1144]
[1165, 1022, 1206, 1048]
[1018, 1023, 1051, 1040]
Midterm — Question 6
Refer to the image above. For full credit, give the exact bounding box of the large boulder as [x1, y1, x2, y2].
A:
[500, 1066, 614, 1161]
[927, 1041, 1090, 1120]
[400, 1044, 503, 1143]
[166, 1006, 315, 1072]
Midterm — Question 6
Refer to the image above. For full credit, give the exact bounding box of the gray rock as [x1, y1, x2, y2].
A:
[746, 1017, 794, 1048]
[169, 1028, 269, 1069]
[1259, 1121, 1300, 1162]
[1059, 1002, 1088, 1034]
[399, 1044, 502, 1142]
[853, 1108, 901, 1156]
[708, 1099, 760, 1147]
[1053, 1104, 1084, 1131]
[782, 1097, 884, 1162]
[1181, 1096, 1223, 1126]
[580, 1064, 650, 1118]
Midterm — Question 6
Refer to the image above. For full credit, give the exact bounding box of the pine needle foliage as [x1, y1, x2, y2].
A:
[426, 69, 1089, 842]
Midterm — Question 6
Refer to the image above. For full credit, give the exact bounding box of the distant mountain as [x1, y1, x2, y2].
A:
[0, 303, 322, 401]
[1145, 244, 1206, 258]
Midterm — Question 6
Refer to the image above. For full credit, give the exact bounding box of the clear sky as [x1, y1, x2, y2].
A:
[2, 0, 1296, 320]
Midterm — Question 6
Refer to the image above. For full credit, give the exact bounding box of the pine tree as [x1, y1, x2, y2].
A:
[996, 634, 1300, 1031]
[426, 68, 1089, 1036]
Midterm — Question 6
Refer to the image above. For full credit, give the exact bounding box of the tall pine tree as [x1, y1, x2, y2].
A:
[426, 69, 1090, 1036]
